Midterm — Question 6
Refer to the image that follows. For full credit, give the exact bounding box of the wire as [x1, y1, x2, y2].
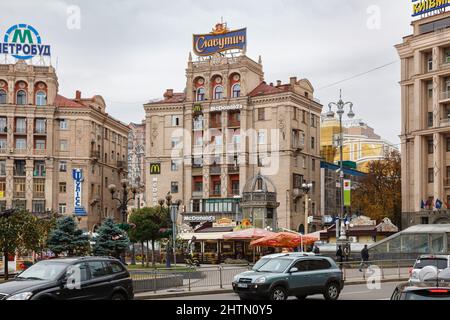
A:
[316, 60, 399, 91]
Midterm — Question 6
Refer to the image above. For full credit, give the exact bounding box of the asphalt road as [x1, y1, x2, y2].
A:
[156, 282, 401, 300]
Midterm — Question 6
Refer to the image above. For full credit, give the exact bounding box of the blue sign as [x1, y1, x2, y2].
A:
[72, 169, 87, 217]
[412, 0, 450, 17]
[0, 24, 51, 60]
[193, 27, 246, 56]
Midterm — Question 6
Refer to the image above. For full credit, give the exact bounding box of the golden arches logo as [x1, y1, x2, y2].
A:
[150, 163, 161, 175]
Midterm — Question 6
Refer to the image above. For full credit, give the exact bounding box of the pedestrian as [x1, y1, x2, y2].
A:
[343, 244, 350, 261]
[313, 245, 320, 255]
[336, 245, 343, 263]
[359, 245, 370, 272]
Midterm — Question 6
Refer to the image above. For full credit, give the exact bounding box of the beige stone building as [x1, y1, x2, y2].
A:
[397, 12, 450, 227]
[144, 53, 322, 233]
[0, 60, 129, 232]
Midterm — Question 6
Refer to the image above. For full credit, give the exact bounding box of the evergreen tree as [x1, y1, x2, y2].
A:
[93, 218, 130, 258]
[47, 216, 90, 257]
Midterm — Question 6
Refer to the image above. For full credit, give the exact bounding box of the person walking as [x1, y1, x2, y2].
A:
[336, 245, 344, 263]
[313, 244, 320, 254]
[359, 245, 370, 272]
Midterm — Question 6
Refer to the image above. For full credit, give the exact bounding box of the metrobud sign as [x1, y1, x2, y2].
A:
[0, 24, 51, 60]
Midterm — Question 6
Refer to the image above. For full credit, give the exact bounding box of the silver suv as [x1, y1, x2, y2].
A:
[409, 255, 450, 285]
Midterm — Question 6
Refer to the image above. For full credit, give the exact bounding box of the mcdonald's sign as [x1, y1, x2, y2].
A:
[150, 163, 161, 175]
[193, 104, 203, 114]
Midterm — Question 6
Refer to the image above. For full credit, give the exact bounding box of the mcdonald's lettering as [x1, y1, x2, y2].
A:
[193, 104, 203, 113]
[150, 163, 161, 175]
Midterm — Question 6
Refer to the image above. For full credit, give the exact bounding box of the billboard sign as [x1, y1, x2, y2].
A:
[193, 23, 246, 56]
[0, 24, 51, 60]
[72, 169, 87, 217]
[412, 0, 450, 17]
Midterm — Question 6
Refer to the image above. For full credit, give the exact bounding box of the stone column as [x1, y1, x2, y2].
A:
[5, 159, 13, 209]
[434, 133, 444, 204]
[25, 159, 34, 212]
[414, 135, 424, 212]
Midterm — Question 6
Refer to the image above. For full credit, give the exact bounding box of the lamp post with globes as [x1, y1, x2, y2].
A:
[326, 90, 355, 243]
[108, 179, 138, 224]
[301, 182, 313, 236]
[158, 192, 182, 268]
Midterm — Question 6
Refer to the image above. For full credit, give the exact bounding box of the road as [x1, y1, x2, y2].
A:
[156, 282, 400, 300]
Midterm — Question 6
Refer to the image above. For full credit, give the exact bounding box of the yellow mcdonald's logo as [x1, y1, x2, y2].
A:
[150, 163, 161, 175]
[193, 104, 202, 113]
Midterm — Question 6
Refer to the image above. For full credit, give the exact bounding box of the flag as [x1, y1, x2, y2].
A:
[421, 200, 425, 209]
[436, 199, 443, 210]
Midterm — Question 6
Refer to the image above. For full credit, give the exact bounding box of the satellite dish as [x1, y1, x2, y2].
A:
[418, 266, 438, 283]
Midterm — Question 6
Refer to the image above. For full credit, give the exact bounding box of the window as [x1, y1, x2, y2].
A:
[60, 140, 68, 151]
[59, 182, 67, 193]
[427, 54, 433, 72]
[214, 85, 224, 100]
[196, 87, 205, 101]
[302, 110, 306, 123]
[212, 181, 221, 196]
[35, 139, 46, 150]
[258, 108, 265, 121]
[0, 90, 6, 104]
[58, 203, 67, 215]
[14, 160, 26, 176]
[308, 259, 332, 271]
[87, 261, 109, 278]
[231, 180, 240, 195]
[16, 90, 27, 105]
[59, 161, 67, 172]
[34, 161, 46, 177]
[0, 138, 6, 151]
[311, 114, 316, 127]
[312, 159, 316, 172]
[293, 174, 304, 189]
[311, 137, 315, 149]
[171, 182, 179, 194]
[32, 200, 45, 214]
[428, 84, 433, 98]
[447, 137, 450, 152]
[0, 160, 5, 176]
[171, 115, 181, 127]
[15, 118, 26, 133]
[59, 119, 68, 130]
[109, 261, 124, 274]
[428, 112, 433, 128]
[171, 137, 181, 149]
[258, 131, 266, 145]
[446, 49, 450, 64]
[15, 138, 26, 150]
[36, 91, 46, 106]
[35, 119, 46, 134]
[428, 139, 434, 154]
[232, 84, 241, 98]
[171, 160, 180, 171]
[0, 117, 6, 133]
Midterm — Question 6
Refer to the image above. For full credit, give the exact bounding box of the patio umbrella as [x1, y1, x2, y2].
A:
[250, 232, 318, 248]
[223, 228, 276, 240]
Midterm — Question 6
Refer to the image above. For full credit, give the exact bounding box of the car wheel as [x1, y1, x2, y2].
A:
[270, 287, 288, 301]
[296, 295, 307, 300]
[323, 282, 340, 301]
[111, 293, 127, 301]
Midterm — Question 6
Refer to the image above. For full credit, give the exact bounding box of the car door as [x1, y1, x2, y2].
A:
[56, 263, 92, 300]
[307, 258, 333, 294]
[287, 260, 311, 296]
[85, 261, 114, 300]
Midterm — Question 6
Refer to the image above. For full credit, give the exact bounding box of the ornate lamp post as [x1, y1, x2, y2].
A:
[108, 179, 138, 223]
[301, 182, 313, 235]
[326, 90, 355, 242]
[159, 193, 182, 268]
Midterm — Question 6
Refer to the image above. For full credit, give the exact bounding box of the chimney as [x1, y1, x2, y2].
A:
[75, 90, 81, 100]
[276, 80, 282, 87]
[269, 82, 274, 87]
[164, 89, 174, 99]
[290, 77, 297, 86]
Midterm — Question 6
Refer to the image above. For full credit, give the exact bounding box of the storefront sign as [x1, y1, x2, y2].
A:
[0, 24, 51, 60]
[344, 180, 351, 207]
[193, 104, 203, 113]
[412, 0, 449, 17]
[150, 163, 161, 175]
[193, 23, 246, 56]
[184, 215, 216, 223]
[72, 169, 87, 217]
[152, 178, 158, 206]
[210, 104, 243, 112]
[213, 218, 236, 228]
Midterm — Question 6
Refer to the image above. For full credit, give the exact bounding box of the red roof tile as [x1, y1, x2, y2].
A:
[54, 94, 86, 108]
[248, 82, 290, 97]
[149, 92, 186, 105]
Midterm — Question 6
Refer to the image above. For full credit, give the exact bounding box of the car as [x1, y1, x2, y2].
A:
[391, 283, 450, 300]
[232, 253, 344, 301]
[409, 255, 450, 284]
[0, 257, 134, 300]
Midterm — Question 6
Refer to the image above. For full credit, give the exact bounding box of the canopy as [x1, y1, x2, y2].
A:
[223, 228, 275, 240]
[250, 232, 318, 248]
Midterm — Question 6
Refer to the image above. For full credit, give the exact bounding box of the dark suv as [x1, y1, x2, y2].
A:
[232, 253, 344, 300]
[0, 257, 133, 300]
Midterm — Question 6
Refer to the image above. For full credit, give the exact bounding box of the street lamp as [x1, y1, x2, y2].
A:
[327, 90, 355, 242]
[108, 179, 138, 223]
[301, 182, 313, 235]
[159, 193, 182, 268]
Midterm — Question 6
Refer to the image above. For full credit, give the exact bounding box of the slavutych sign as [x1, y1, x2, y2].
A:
[0, 24, 51, 60]
[193, 23, 246, 56]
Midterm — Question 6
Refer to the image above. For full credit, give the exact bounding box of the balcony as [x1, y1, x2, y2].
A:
[34, 128, 47, 135]
[14, 191, 26, 198]
[192, 191, 203, 198]
[34, 149, 46, 156]
[14, 148, 27, 155]
[441, 91, 450, 102]
[14, 128, 26, 135]
[210, 189, 221, 197]
[0, 148, 6, 155]
[445, 178, 450, 188]
[228, 164, 239, 174]
[33, 190, 45, 199]
[210, 166, 221, 175]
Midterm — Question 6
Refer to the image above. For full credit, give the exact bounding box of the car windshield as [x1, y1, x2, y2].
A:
[414, 258, 448, 270]
[17, 261, 68, 281]
[254, 258, 292, 273]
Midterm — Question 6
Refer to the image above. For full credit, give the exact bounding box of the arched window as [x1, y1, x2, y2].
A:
[196, 87, 205, 101]
[0, 90, 6, 104]
[36, 91, 47, 106]
[214, 85, 224, 100]
[16, 90, 27, 105]
[232, 84, 241, 98]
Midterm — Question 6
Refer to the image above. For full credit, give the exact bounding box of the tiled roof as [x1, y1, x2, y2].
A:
[150, 93, 186, 104]
[54, 94, 86, 108]
[248, 82, 290, 97]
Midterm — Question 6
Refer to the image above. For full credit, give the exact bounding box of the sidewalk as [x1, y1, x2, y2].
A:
[135, 276, 409, 300]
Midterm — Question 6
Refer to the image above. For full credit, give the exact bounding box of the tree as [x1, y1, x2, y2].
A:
[47, 216, 90, 257]
[352, 151, 402, 226]
[128, 207, 170, 267]
[0, 210, 39, 280]
[93, 218, 130, 258]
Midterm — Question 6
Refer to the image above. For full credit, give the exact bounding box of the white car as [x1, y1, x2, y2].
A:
[409, 255, 450, 285]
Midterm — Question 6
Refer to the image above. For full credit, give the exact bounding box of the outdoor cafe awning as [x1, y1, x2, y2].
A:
[179, 232, 232, 241]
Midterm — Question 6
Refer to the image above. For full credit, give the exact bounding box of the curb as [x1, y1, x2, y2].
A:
[136, 278, 409, 300]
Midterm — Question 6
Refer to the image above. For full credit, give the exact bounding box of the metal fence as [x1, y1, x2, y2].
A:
[130, 259, 417, 294]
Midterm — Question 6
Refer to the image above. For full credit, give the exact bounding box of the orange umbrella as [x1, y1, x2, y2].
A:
[250, 232, 318, 248]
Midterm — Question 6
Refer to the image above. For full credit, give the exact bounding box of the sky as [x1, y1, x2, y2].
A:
[0, 0, 415, 144]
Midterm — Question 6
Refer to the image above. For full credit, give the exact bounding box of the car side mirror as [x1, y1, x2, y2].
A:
[289, 267, 299, 274]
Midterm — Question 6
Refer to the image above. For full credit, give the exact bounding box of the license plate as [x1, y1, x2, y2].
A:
[238, 283, 248, 288]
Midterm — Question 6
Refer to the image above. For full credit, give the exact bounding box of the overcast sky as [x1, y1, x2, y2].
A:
[0, 0, 415, 144]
